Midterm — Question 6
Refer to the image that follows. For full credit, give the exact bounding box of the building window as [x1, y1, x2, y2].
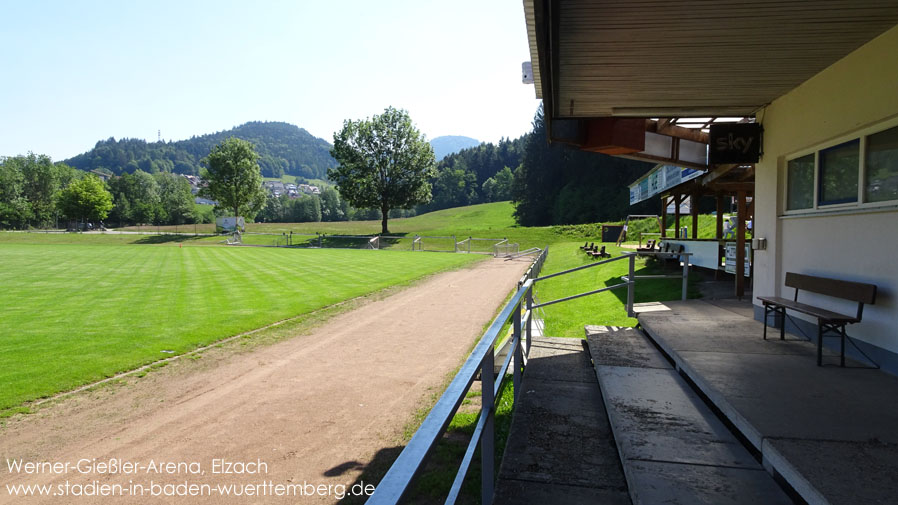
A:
[818, 139, 859, 205]
[787, 154, 814, 210]
[865, 125, 898, 203]
[785, 121, 898, 214]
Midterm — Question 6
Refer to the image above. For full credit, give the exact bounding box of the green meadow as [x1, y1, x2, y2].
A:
[121, 202, 565, 250]
[0, 241, 478, 410]
[536, 242, 700, 338]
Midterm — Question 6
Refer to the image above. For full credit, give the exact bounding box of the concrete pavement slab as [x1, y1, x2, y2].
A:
[586, 326, 672, 369]
[626, 461, 793, 505]
[523, 338, 596, 383]
[598, 365, 760, 468]
[764, 437, 898, 505]
[494, 478, 630, 505]
[495, 337, 630, 504]
[677, 350, 898, 444]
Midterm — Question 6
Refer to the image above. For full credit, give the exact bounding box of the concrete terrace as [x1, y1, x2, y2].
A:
[494, 298, 898, 504]
[494, 337, 630, 504]
[638, 299, 898, 505]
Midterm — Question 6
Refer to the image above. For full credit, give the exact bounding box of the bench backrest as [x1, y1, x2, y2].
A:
[785, 272, 877, 305]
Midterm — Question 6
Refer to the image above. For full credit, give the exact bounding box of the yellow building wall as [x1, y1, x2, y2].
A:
[754, 24, 898, 354]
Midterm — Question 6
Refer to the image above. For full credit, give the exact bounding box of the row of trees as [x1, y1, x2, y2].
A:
[107, 170, 207, 226]
[0, 154, 92, 229]
[420, 137, 524, 213]
[512, 107, 659, 226]
[0, 154, 216, 230]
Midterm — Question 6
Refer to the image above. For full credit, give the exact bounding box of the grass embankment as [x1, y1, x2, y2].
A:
[535, 242, 701, 338]
[0, 243, 479, 411]
[120, 202, 565, 250]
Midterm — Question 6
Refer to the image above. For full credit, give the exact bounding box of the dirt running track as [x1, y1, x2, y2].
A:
[0, 258, 529, 504]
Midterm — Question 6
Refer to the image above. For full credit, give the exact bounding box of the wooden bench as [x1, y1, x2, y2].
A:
[589, 245, 610, 258]
[757, 273, 876, 366]
[636, 239, 656, 252]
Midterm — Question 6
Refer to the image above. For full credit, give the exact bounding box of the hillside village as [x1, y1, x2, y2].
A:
[262, 179, 321, 198]
[177, 174, 321, 206]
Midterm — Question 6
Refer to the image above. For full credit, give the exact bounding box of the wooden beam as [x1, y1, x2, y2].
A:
[646, 119, 710, 144]
[702, 163, 740, 185]
[706, 182, 755, 193]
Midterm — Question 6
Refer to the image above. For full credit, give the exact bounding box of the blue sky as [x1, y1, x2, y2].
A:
[0, 0, 539, 161]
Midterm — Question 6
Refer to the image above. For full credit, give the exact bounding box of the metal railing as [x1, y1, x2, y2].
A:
[367, 248, 548, 505]
[626, 251, 692, 303]
[367, 248, 690, 504]
[530, 251, 691, 317]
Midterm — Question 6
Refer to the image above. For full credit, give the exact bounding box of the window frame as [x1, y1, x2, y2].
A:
[783, 117, 898, 216]
[817, 138, 860, 207]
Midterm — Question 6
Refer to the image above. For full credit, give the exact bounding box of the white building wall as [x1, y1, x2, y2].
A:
[754, 25, 898, 354]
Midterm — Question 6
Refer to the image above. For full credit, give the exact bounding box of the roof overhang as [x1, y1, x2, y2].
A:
[524, 0, 898, 144]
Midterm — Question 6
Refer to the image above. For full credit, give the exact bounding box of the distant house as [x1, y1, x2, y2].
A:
[181, 174, 203, 194]
[298, 184, 320, 195]
[90, 170, 111, 182]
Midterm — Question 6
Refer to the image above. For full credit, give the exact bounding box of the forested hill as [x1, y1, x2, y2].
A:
[64, 121, 337, 179]
[430, 135, 480, 160]
[420, 135, 526, 213]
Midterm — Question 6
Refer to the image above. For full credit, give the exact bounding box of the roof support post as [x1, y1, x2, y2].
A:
[691, 192, 699, 239]
[674, 194, 681, 238]
[735, 191, 747, 299]
[716, 194, 725, 280]
[660, 196, 668, 238]
[716, 195, 724, 240]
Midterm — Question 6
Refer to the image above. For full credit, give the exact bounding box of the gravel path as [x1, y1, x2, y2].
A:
[0, 258, 529, 504]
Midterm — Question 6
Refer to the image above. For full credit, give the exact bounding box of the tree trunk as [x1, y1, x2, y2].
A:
[381, 205, 390, 235]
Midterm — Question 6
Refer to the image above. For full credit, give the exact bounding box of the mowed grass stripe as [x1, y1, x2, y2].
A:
[0, 244, 479, 410]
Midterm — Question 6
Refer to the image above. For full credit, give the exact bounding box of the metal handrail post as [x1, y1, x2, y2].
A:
[453, 235, 457, 253]
[468, 237, 471, 254]
[481, 349, 495, 504]
[513, 301, 522, 401]
[525, 288, 533, 357]
[682, 259, 690, 300]
[627, 254, 635, 317]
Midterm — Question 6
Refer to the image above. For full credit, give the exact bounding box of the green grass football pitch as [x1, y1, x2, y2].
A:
[0, 242, 480, 411]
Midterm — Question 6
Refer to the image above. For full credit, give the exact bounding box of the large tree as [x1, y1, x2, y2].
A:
[56, 175, 113, 225]
[330, 107, 436, 234]
[200, 137, 267, 220]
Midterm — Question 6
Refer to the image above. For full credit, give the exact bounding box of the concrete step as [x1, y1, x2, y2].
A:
[586, 325, 794, 505]
[494, 336, 630, 505]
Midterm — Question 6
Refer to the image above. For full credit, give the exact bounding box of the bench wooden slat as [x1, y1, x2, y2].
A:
[785, 273, 876, 305]
[757, 296, 859, 324]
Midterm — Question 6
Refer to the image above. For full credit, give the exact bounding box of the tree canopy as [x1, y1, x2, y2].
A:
[56, 175, 113, 224]
[330, 107, 436, 234]
[201, 138, 267, 220]
[0, 154, 78, 229]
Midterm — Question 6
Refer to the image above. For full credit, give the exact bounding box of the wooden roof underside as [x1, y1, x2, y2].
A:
[525, 0, 898, 119]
